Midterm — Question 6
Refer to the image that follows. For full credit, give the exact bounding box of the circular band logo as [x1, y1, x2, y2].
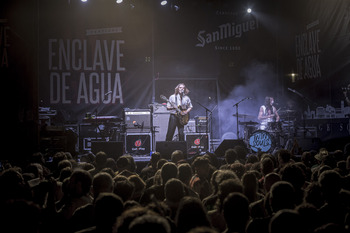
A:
[134, 139, 142, 147]
[194, 138, 201, 145]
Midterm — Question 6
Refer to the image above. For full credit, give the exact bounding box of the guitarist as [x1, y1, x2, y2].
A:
[166, 83, 193, 141]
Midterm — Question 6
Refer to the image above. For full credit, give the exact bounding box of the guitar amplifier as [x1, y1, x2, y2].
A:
[124, 109, 151, 133]
[184, 119, 196, 133]
[195, 116, 208, 133]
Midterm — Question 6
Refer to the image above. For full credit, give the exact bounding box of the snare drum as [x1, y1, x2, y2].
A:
[249, 130, 273, 152]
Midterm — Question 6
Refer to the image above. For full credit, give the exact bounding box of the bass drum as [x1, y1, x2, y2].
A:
[249, 130, 273, 152]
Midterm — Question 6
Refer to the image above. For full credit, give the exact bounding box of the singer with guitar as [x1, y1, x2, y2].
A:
[164, 83, 193, 141]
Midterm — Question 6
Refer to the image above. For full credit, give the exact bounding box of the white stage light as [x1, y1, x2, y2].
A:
[247, 8, 252, 13]
[81, 0, 87, 2]
[161, 0, 168, 6]
[116, 0, 123, 3]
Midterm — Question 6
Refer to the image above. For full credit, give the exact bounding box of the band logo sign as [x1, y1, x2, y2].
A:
[48, 27, 125, 105]
[249, 131, 272, 152]
[295, 20, 322, 80]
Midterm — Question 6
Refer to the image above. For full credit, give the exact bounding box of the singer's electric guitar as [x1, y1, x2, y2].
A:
[160, 95, 190, 125]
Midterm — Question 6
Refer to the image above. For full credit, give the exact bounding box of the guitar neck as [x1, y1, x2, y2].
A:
[161, 95, 185, 113]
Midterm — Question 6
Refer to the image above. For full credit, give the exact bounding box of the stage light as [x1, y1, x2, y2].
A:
[247, 8, 252, 13]
[161, 0, 168, 6]
[81, 0, 87, 2]
[116, 0, 123, 3]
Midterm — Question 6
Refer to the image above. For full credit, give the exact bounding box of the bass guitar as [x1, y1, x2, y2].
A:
[160, 95, 190, 125]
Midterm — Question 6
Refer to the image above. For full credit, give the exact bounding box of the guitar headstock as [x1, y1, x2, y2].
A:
[160, 95, 168, 101]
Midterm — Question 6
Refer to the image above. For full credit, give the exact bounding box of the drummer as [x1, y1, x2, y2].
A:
[258, 96, 280, 130]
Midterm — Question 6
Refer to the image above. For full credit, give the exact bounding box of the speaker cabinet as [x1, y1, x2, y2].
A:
[214, 139, 246, 157]
[125, 133, 152, 155]
[156, 141, 187, 160]
[153, 113, 180, 141]
[124, 109, 151, 133]
[186, 133, 209, 156]
[195, 116, 208, 133]
[91, 141, 124, 160]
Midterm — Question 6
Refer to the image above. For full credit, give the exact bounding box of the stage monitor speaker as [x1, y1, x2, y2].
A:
[186, 133, 209, 156]
[156, 141, 187, 160]
[91, 141, 124, 160]
[125, 133, 152, 156]
[214, 139, 246, 157]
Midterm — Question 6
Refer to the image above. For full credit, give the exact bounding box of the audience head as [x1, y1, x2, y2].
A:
[192, 157, 210, 178]
[224, 149, 237, 164]
[150, 152, 161, 168]
[94, 193, 124, 231]
[229, 163, 246, 179]
[242, 171, 259, 203]
[261, 158, 274, 176]
[269, 181, 295, 213]
[117, 156, 130, 172]
[263, 172, 281, 193]
[234, 145, 248, 162]
[223, 192, 250, 232]
[171, 150, 185, 164]
[277, 149, 292, 166]
[68, 169, 92, 198]
[92, 172, 114, 199]
[128, 175, 146, 201]
[269, 209, 305, 233]
[280, 164, 306, 191]
[129, 214, 171, 233]
[95, 151, 108, 168]
[175, 196, 211, 233]
[217, 179, 243, 211]
[161, 162, 178, 185]
[318, 170, 342, 201]
[178, 163, 193, 185]
[164, 178, 185, 204]
[114, 179, 135, 202]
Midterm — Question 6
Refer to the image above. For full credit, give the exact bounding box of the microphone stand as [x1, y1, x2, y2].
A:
[195, 100, 217, 152]
[233, 97, 249, 140]
[91, 92, 112, 141]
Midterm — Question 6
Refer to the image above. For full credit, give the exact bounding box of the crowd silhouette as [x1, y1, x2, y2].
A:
[0, 142, 349, 233]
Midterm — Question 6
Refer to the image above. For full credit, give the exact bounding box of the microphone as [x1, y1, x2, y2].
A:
[247, 97, 254, 100]
[105, 91, 112, 96]
[133, 121, 140, 127]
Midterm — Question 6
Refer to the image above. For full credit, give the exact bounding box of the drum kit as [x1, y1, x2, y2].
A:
[236, 109, 298, 153]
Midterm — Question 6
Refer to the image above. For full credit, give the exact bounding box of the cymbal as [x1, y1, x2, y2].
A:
[239, 121, 259, 125]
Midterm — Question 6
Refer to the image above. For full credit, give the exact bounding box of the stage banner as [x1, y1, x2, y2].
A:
[286, 0, 350, 106]
[38, 2, 153, 123]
